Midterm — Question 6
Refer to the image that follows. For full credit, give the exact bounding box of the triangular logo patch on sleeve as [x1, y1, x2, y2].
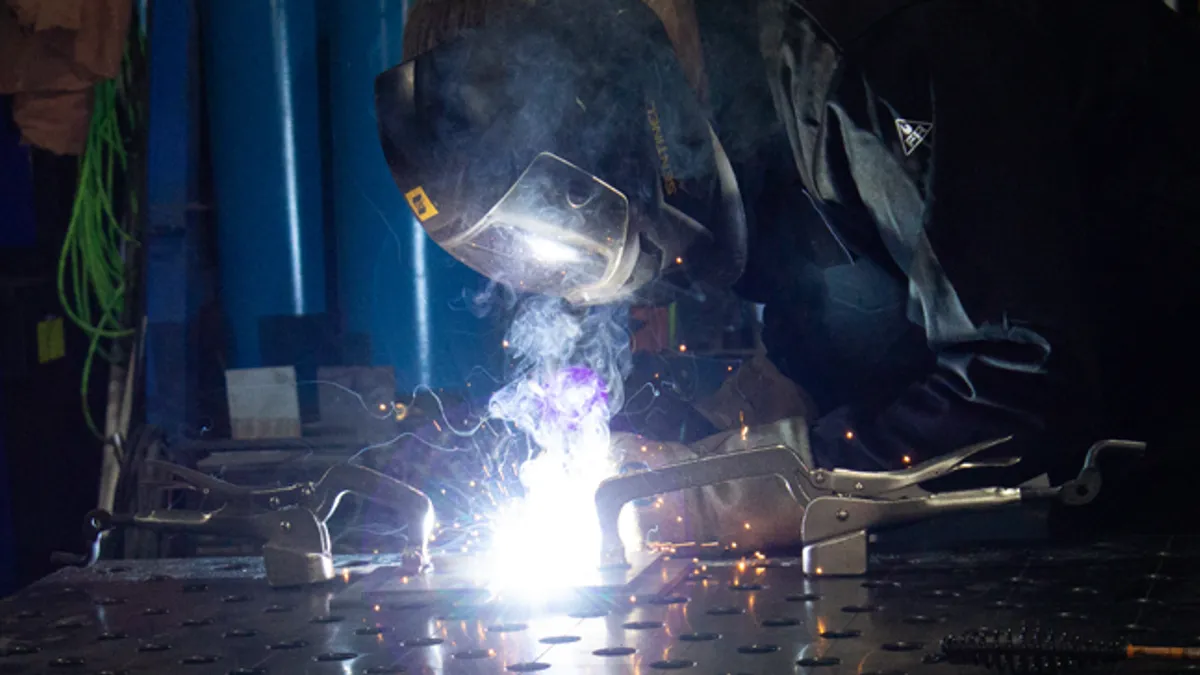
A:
[895, 118, 933, 156]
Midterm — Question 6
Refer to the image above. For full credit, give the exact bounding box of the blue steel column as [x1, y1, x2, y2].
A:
[328, 1, 497, 392]
[144, 0, 201, 438]
[202, 0, 327, 368]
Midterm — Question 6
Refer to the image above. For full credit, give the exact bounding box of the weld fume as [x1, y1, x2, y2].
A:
[483, 295, 633, 593]
[490, 297, 630, 446]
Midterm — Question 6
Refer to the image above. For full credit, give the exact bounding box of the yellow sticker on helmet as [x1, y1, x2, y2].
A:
[404, 186, 439, 222]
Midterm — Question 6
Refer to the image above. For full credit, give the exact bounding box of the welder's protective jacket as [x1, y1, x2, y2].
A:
[751, 0, 1200, 472]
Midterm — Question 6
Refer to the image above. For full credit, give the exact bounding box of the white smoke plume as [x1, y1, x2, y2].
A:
[483, 295, 635, 595]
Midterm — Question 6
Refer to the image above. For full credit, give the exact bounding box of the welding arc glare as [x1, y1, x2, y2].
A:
[476, 298, 638, 599]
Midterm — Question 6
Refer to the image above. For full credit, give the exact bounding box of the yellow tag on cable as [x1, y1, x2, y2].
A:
[37, 317, 65, 364]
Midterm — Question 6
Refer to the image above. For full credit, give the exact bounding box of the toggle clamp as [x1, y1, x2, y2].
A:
[57, 461, 435, 587]
[595, 419, 1143, 576]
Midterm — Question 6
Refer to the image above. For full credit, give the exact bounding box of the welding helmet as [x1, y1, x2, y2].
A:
[374, 0, 747, 305]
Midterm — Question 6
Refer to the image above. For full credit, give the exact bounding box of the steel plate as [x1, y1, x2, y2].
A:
[2, 539, 1200, 673]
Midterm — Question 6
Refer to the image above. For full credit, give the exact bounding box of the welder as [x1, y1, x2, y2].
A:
[375, 0, 1200, 531]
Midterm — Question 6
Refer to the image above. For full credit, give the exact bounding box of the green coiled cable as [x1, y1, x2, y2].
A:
[57, 40, 142, 439]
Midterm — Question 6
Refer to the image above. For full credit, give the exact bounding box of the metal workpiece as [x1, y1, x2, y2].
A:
[356, 549, 676, 614]
[5, 539, 1200, 674]
[595, 419, 1146, 575]
[63, 461, 434, 587]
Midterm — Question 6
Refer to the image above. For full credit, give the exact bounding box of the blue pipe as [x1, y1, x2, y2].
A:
[202, 0, 327, 368]
[145, 0, 202, 437]
[328, 1, 499, 391]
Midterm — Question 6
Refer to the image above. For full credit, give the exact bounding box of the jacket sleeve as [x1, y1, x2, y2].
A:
[775, 1, 1102, 470]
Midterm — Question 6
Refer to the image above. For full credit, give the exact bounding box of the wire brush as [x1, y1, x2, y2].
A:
[942, 628, 1200, 673]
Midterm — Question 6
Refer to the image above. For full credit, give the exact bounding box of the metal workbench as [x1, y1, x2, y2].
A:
[2, 537, 1199, 674]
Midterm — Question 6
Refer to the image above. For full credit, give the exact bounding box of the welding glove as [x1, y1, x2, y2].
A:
[612, 417, 812, 551]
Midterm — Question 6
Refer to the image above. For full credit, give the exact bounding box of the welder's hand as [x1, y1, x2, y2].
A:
[610, 428, 808, 551]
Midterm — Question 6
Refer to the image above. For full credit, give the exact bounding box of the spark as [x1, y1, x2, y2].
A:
[301, 379, 396, 419]
[678, 344, 688, 353]
[845, 430, 855, 440]
[476, 300, 638, 598]
[391, 298, 644, 602]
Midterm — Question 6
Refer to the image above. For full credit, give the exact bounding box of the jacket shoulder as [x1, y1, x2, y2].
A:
[761, 0, 931, 52]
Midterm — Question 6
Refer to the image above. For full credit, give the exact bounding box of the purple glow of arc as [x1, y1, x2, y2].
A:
[537, 366, 609, 432]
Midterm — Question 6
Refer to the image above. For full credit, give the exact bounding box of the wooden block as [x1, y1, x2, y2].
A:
[225, 367, 302, 439]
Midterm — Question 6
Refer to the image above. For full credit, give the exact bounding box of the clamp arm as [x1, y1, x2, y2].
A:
[596, 444, 809, 566]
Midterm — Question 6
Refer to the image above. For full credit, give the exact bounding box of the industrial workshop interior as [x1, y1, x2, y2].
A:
[3, 0, 1200, 672]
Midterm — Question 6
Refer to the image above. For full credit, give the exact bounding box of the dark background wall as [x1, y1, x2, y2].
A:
[1, 96, 105, 592]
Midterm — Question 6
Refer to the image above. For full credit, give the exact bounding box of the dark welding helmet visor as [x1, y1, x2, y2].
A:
[374, 0, 746, 305]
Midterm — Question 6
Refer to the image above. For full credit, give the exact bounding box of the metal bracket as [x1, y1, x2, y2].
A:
[803, 530, 868, 576]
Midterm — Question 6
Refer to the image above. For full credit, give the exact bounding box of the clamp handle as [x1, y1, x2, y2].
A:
[50, 509, 115, 568]
[1059, 439, 1146, 506]
[144, 459, 309, 512]
[816, 437, 1014, 498]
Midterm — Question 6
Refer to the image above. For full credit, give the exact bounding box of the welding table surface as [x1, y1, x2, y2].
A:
[2, 539, 1200, 674]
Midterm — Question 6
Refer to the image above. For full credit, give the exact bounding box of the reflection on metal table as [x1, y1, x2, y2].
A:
[4, 538, 1200, 674]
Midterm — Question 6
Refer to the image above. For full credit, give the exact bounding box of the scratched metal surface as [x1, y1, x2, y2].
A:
[3, 539, 1200, 674]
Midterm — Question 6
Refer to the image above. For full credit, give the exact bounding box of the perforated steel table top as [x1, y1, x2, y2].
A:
[3, 538, 1200, 674]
